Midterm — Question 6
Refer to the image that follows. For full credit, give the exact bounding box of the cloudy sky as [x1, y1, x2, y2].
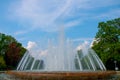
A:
[0, 0, 120, 47]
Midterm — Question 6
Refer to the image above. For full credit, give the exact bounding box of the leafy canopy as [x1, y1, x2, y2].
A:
[92, 18, 120, 70]
[0, 33, 26, 70]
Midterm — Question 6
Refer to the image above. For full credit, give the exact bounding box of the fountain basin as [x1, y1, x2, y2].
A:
[6, 71, 118, 80]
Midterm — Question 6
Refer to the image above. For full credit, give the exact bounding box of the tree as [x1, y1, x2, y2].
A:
[92, 18, 120, 70]
[5, 42, 22, 69]
[0, 33, 26, 70]
[0, 33, 16, 56]
[0, 56, 6, 70]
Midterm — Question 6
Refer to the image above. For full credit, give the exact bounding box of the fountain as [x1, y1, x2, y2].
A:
[16, 28, 106, 71]
[5, 28, 119, 80]
[16, 41, 106, 71]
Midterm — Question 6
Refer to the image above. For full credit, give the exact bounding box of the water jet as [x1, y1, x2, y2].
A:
[16, 29, 106, 71]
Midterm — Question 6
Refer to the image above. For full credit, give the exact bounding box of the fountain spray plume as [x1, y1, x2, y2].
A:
[17, 26, 106, 71]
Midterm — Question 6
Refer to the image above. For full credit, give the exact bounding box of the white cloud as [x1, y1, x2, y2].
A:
[73, 38, 94, 42]
[65, 19, 82, 28]
[26, 41, 37, 50]
[17, 37, 27, 42]
[75, 0, 120, 9]
[14, 30, 28, 35]
[76, 41, 90, 56]
[9, 0, 73, 31]
[8, 0, 120, 32]
[95, 8, 120, 20]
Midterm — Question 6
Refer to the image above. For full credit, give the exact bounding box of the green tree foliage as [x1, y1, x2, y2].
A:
[92, 18, 120, 70]
[0, 33, 26, 70]
[0, 56, 6, 70]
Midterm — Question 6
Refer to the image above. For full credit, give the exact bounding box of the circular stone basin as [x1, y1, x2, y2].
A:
[6, 71, 118, 80]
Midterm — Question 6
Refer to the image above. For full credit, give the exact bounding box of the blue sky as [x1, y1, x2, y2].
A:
[0, 0, 120, 47]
